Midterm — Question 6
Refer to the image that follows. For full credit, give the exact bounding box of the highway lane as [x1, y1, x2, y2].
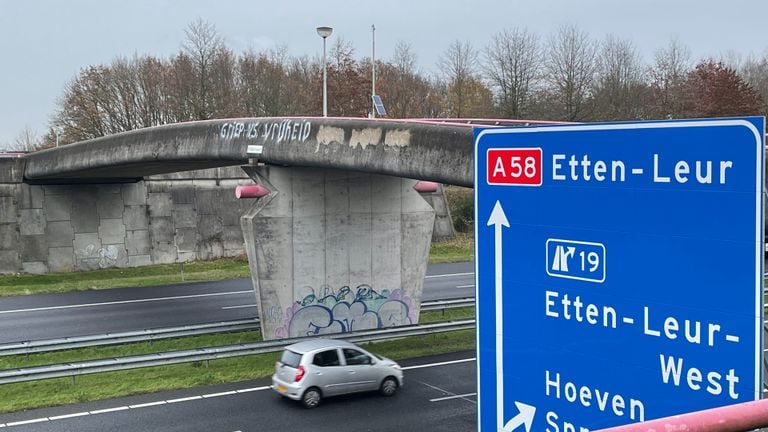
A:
[0, 262, 474, 343]
[0, 351, 477, 431]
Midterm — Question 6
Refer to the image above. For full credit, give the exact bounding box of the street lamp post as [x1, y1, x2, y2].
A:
[316, 26, 333, 117]
[371, 24, 376, 118]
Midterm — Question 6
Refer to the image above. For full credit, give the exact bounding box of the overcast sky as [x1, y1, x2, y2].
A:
[1, 0, 766, 148]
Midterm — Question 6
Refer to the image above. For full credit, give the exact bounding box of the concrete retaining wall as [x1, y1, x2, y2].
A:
[0, 160, 252, 274]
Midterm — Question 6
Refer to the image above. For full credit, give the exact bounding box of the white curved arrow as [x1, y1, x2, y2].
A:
[503, 401, 536, 432]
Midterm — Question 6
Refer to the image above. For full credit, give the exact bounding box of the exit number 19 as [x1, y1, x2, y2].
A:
[487, 148, 543, 186]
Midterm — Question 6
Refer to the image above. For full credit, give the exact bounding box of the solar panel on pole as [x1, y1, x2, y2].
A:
[372, 95, 387, 117]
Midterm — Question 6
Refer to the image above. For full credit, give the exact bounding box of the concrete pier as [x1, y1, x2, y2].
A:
[240, 165, 435, 340]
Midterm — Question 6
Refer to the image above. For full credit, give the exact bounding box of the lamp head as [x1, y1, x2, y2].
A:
[316, 26, 333, 38]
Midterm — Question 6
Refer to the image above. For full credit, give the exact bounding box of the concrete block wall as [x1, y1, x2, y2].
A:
[420, 184, 457, 242]
[0, 159, 252, 274]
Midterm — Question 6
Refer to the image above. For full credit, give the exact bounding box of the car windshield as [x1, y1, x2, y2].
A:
[280, 350, 302, 368]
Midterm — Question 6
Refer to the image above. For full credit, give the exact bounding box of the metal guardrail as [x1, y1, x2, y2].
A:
[0, 298, 474, 356]
[0, 319, 260, 356]
[421, 297, 474, 311]
[0, 319, 476, 384]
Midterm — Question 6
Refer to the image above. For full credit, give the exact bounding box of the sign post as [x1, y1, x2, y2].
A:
[475, 118, 765, 431]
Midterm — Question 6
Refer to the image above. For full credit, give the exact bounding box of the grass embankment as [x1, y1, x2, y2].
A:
[0, 234, 474, 297]
[0, 258, 252, 297]
[0, 307, 475, 413]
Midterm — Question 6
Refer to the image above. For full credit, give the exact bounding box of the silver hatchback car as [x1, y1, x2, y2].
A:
[271, 338, 404, 408]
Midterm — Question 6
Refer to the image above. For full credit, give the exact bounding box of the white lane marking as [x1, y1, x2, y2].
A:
[402, 357, 475, 370]
[202, 391, 238, 398]
[236, 386, 270, 393]
[455, 284, 475, 289]
[0, 360, 474, 427]
[127, 401, 166, 409]
[430, 392, 477, 402]
[425, 272, 473, 279]
[6, 418, 49, 426]
[89, 407, 129, 415]
[0, 291, 253, 315]
[166, 396, 202, 404]
[221, 304, 258, 310]
[48, 412, 90, 420]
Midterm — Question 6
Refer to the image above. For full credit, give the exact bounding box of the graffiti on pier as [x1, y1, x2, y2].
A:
[273, 284, 416, 338]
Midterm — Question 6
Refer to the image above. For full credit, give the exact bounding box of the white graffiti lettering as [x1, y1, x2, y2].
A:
[219, 120, 312, 143]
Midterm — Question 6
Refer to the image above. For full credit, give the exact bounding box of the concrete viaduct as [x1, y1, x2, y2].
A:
[3, 117, 500, 340]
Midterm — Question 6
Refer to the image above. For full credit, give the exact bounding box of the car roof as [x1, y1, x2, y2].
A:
[284, 338, 360, 354]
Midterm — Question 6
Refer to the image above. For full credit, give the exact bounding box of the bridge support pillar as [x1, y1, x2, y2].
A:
[240, 165, 435, 340]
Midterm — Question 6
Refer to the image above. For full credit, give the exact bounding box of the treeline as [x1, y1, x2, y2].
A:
[22, 20, 767, 148]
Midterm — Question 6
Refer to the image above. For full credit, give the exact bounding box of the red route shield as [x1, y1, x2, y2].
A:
[486, 148, 543, 186]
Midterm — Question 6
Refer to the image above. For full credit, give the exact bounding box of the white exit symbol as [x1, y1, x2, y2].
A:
[546, 239, 606, 283]
[551, 245, 576, 272]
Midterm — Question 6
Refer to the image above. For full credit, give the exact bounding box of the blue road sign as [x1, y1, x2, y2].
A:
[474, 118, 764, 432]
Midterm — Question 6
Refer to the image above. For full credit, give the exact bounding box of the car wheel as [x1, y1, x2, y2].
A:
[379, 377, 398, 397]
[302, 387, 322, 408]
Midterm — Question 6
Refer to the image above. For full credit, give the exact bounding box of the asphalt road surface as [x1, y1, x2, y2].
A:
[0, 262, 474, 343]
[0, 351, 477, 432]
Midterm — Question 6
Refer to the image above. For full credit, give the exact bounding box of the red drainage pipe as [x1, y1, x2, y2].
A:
[235, 185, 270, 199]
[413, 181, 439, 193]
[596, 399, 768, 432]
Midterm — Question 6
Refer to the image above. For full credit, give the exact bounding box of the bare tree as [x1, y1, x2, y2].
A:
[325, 37, 370, 117]
[377, 42, 433, 118]
[438, 40, 484, 117]
[167, 53, 196, 123]
[208, 47, 238, 117]
[392, 41, 417, 75]
[284, 55, 321, 116]
[592, 35, 647, 120]
[732, 53, 768, 116]
[484, 28, 542, 118]
[649, 37, 691, 119]
[182, 18, 225, 120]
[544, 25, 598, 121]
[12, 126, 39, 152]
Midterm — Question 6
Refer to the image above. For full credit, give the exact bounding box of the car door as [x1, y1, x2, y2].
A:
[341, 348, 379, 393]
[309, 348, 345, 396]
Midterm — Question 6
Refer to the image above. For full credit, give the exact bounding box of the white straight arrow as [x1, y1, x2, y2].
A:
[487, 201, 510, 431]
[487, 201, 536, 432]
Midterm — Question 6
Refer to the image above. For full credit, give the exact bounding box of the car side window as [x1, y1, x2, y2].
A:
[312, 349, 341, 367]
[343, 348, 371, 366]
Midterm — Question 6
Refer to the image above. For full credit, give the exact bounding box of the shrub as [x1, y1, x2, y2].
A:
[445, 186, 474, 233]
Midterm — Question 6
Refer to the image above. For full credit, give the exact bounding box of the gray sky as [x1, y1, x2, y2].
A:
[1, 0, 766, 148]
